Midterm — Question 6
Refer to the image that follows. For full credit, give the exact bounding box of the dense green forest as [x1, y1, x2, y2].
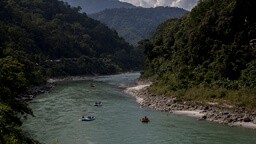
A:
[89, 7, 188, 46]
[0, 0, 143, 143]
[61, 0, 136, 14]
[1, 0, 143, 77]
[140, 0, 256, 109]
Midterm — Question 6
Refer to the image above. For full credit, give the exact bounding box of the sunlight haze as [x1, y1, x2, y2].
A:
[119, 0, 198, 11]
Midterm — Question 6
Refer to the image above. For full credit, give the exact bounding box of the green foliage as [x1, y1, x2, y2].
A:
[178, 86, 256, 110]
[3, 49, 46, 85]
[240, 60, 256, 87]
[140, 0, 256, 109]
[0, 57, 40, 143]
[0, 0, 143, 77]
[0, 102, 40, 144]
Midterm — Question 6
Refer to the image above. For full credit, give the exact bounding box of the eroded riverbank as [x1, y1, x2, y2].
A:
[124, 79, 256, 129]
[19, 75, 97, 101]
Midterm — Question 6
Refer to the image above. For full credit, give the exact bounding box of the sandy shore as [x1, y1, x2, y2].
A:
[124, 80, 256, 129]
[172, 111, 204, 118]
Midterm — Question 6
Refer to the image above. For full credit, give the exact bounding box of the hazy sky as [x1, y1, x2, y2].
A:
[119, 0, 199, 11]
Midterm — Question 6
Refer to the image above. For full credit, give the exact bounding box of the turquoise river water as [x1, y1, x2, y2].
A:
[23, 73, 256, 144]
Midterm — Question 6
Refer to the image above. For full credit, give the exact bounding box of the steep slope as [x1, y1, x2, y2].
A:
[139, 0, 256, 108]
[0, 0, 143, 77]
[89, 7, 188, 46]
[61, 0, 136, 14]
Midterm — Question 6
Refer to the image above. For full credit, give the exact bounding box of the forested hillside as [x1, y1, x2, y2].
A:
[0, 0, 142, 143]
[1, 0, 143, 77]
[140, 0, 256, 109]
[61, 0, 136, 14]
[90, 7, 188, 46]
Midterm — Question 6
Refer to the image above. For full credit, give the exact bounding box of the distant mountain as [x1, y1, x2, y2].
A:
[61, 0, 136, 14]
[89, 7, 188, 46]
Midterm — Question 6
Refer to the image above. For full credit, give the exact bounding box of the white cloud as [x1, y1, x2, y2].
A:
[119, 0, 198, 11]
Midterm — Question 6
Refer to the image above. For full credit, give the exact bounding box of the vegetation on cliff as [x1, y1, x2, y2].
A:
[139, 0, 256, 110]
[0, 0, 143, 77]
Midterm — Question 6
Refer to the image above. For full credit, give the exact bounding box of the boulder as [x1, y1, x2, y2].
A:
[243, 117, 251, 122]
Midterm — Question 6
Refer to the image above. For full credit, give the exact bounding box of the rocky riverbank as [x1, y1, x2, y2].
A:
[124, 79, 256, 129]
[18, 82, 56, 102]
[18, 75, 99, 102]
[18, 74, 98, 101]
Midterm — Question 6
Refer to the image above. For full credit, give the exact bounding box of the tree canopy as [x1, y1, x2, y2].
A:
[140, 0, 256, 107]
[0, 0, 143, 77]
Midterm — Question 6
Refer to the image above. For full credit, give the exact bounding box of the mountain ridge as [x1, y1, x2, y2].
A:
[89, 6, 188, 45]
[61, 0, 136, 14]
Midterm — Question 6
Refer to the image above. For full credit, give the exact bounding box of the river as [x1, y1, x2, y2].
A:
[23, 73, 256, 144]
